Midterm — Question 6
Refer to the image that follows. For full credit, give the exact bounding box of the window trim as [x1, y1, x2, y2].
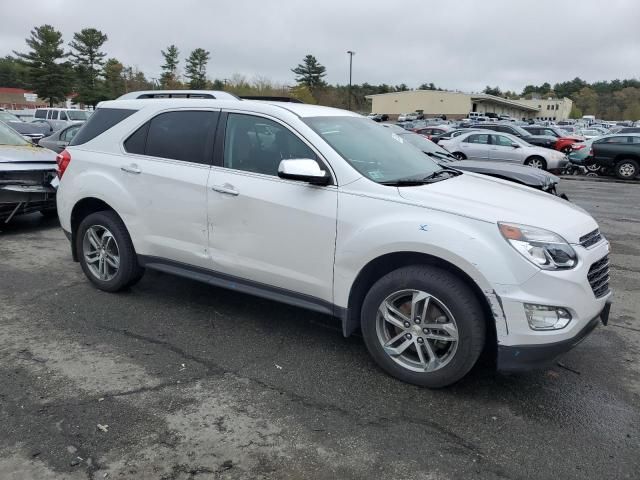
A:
[215, 109, 336, 186]
[120, 108, 221, 166]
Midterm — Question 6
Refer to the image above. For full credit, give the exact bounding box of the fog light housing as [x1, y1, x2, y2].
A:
[524, 304, 572, 330]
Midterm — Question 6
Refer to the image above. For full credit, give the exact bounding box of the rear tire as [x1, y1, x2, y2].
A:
[76, 211, 144, 292]
[525, 156, 547, 170]
[360, 266, 486, 388]
[615, 159, 639, 180]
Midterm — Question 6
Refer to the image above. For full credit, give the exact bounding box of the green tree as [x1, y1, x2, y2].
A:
[103, 58, 125, 98]
[185, 48, 210, 89]
[419, 82, 437, 90]
[291, 54, 326, 91]
[573, 86, 598, 116]
[0, 56, 29, 88]
[394, 83, 409, 92]
[13, 25, 72, 107]
[122, 66, 153, 92]
[69, 28, 108, 107]
[569, 104, 583, 119]
[290, 84, 317, 104]
[483, 85, 503, 96]
[160, 45, 181, 88]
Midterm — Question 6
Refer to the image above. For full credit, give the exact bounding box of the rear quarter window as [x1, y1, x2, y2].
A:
[70, 108, 136, 146]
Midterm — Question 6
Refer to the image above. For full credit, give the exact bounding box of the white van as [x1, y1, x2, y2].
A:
[34, 108, 91, 131]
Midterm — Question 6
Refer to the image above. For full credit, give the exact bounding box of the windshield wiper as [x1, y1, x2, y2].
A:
[422, 168, 461, 183]
[379, 177, 427, 186]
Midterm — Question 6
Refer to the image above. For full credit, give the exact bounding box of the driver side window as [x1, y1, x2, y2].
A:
[493, 135, 515, 147]
[223, 114, 318, 176]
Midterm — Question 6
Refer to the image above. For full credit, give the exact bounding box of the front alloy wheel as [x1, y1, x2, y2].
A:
[82, 225, 120, 281]
[377, 290, 458, 373]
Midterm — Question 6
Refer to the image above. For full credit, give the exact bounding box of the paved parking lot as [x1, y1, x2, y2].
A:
[1, 179, 638, 480]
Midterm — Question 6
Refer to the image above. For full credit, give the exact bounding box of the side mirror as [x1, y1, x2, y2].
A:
[511, 142, 520, 148]
[278, 159, 331, 185]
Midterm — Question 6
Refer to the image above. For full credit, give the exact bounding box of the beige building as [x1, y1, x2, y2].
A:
[518, 97, 573, 122]
[365, 90, 572, 121]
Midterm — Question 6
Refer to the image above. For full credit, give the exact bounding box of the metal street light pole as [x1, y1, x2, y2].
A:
[347, 50, 355, 110]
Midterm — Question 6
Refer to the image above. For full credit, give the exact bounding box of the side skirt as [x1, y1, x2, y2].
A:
[138, 255, 348, 325]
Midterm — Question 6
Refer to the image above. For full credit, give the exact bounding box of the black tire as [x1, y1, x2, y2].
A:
[615, 159, 639, 180]
[360, 265, 486, 388]
[76, 211, 144, 292]
[525, 156, 547, 170]
[452, 152, 466, 160]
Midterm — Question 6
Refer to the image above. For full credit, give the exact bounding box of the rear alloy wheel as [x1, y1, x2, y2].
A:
[361, 266, 485, 388]
[585, 163, 601, 173]
[77, 211, 144, 292]
[525, 156, 547, 170]
[452, 152, 466, 160]
[615, 159, 639, 180]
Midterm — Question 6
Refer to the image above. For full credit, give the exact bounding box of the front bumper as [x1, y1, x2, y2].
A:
[497, 300, 611, 371]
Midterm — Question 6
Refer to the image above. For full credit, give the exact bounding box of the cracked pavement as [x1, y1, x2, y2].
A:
[0, 179, 639, 479]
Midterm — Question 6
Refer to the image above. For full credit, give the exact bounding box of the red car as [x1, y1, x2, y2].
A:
[523, 126, 585, 153]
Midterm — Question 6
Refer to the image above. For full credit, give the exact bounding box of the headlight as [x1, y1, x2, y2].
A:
[498, 222, 577, 270]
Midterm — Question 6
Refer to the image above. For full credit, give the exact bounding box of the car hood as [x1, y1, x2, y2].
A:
[6, 121, 50, 134]
[0, 145, 57, 164]
[397, 172, 596, 243]
[449, 160, 558, 186]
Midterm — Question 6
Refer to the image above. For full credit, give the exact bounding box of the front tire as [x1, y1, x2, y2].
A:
[76, 211, 144, 292]
[615, 159, 639, 180]
[525, 156, 547, 170]
[360, 266, 486, 388]
[452, 152, 466, 160]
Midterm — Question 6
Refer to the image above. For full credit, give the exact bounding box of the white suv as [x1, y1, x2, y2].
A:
[56, 92, 612, 387]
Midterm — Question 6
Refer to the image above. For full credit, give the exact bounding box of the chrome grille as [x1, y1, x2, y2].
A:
[588, 255, 610, 298]
[580, 229, 602, 248]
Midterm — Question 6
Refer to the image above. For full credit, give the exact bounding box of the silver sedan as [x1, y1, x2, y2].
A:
[439, 131, 569, 172]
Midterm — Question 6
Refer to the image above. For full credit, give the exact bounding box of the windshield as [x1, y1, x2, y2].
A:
[0, 111, 22, 123]
[0, 121, 30, 146]
[67, 110, 89, 121]
[512, 125, 532, 137]
[304, 116, 442, 183]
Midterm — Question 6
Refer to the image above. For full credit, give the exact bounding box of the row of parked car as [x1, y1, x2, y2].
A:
[388, 117, 640, 180]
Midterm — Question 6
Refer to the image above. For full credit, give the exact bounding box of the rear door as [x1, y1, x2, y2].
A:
[120, 109, 220, 268]
[459, 133, 490, 160]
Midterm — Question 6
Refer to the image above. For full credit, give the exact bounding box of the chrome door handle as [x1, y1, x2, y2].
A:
[121, 164, 141, 174]
[211, 184, 239, 196]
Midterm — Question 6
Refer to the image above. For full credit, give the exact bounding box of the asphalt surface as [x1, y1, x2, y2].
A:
[1, 179, 638, 480]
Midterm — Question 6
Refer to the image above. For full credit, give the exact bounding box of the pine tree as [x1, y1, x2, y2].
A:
[291, 55, 326, 91]
[103, 58, 125, 98]
[69, 28, 108, 107]
[185, 48, 210, 89]
[13, 25, 72, 107]
[160, 45, 180, 88]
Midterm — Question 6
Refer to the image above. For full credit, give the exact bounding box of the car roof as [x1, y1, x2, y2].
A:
[96, 98, 359, 119]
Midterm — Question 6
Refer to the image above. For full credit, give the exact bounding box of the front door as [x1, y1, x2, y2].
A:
[207, 112, 338, 303]
[489, 134, 522, 163]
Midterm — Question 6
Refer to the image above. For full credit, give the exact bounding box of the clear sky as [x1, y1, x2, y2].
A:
[1, 0, 638, 92]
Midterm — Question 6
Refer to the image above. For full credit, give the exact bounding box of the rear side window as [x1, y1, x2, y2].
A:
[50, 110, 59, 120]
[124, 110, 219, 165]
[34, 109, 46, 119]
[70, 108, 136, 146]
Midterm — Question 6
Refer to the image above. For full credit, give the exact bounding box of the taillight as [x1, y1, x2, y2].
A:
[56, 149, 71, 178]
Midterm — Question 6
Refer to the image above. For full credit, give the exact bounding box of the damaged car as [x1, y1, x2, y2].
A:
[0, 121, 58, 223]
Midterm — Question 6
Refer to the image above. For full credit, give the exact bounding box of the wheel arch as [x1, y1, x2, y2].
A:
[343, 251, 498, 358]
[70, 197, 118, 261]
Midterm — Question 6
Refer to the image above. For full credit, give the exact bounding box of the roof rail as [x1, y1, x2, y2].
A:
[239, 96, 303, 103]
[116, 90, 240, 101]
